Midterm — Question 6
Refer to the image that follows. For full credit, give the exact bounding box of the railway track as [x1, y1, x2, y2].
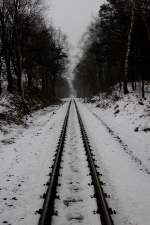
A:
[38, 100, 114, 225]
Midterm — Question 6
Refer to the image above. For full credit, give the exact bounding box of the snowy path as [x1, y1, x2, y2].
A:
[77, 101, 150, 225]
[52, 102, 101, 225]
[0, 102, 69, 225]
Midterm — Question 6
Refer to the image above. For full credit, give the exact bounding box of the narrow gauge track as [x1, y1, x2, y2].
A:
[38, 100, 114, 225]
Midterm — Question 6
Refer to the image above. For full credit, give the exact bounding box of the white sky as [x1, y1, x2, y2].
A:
[44, 0, 104, 57]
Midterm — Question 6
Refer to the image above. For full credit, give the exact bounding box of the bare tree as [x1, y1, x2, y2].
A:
[124, 0, 136, 94]
[0, 0, 13, 92]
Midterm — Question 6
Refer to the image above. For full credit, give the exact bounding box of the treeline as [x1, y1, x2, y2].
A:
[73, 0, 150, 99]
[0, 0, 70, 104]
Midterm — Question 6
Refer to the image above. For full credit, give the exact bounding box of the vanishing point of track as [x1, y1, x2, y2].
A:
[38, 100, 114, 225]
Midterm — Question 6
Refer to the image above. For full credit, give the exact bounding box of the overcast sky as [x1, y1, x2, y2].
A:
[44, 0, 104, 56]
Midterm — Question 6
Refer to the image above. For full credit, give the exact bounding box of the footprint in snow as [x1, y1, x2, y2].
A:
[69, 185, 80, 193]
[11, 197, 17, 200]
[8, 175, 14, 177]
[63, 197, 83, 207]
[1, 139, 15, 145]
[7, 204, 14, 207]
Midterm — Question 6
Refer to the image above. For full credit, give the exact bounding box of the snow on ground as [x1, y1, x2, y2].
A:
[87, 93, 150, 174]
[1, 92, 150, 225]
[76, 94, 150, 225]
[53, 102, 100, 225]
[0, 101, 69, 225]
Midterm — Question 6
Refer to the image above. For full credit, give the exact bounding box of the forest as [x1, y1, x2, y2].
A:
[0, 0, 70, 113]
[73, 0, 150, 100]
[1, 0, 150, 110]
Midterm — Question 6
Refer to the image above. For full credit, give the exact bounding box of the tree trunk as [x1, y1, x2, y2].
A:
[0, 56, 2, 95]
[119, 81, 122, 91]
[124, 0, 135, 94]
[131, 81, 136, 91]
[123, 81, 128, 94]
[6, 54, 13, 93]
[16, 49, 22, 93]
[27, 73, 32, 87]
[42, 73, 46, 96]
[42, 73, 49, 97]
[138, 1, 150, 43]
[142, 78, 145, 99]
[0, 15, 13, 93]
[134, 81, 136, 90]
[52, 74, 56, 99]
[141, 68, 145, 99]
[13, 1, 22, 94]
[13, 28, 22, 94]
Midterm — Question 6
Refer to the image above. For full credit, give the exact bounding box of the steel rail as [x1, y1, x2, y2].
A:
[74, 100, 114, 225]
[38, 100, 71, 225]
